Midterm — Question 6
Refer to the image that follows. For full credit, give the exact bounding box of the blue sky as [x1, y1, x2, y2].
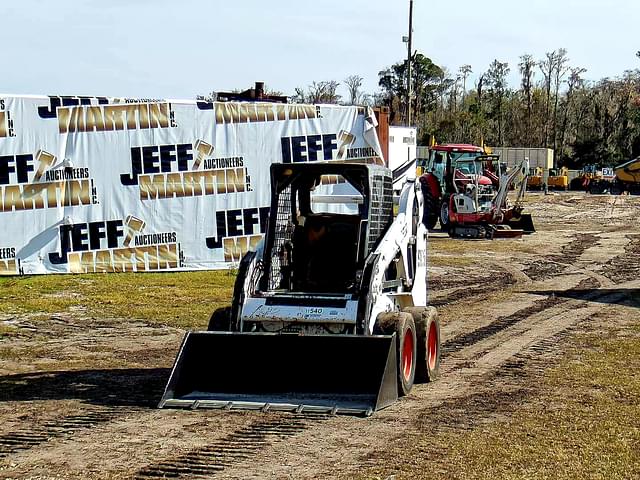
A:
[2, 0, 638, 99]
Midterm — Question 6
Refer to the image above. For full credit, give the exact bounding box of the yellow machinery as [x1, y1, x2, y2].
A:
[527, 167, 543, 189]
[585, 159, 640, 194]
[547, 167, 569, 190]
[615, 157, 640, 185]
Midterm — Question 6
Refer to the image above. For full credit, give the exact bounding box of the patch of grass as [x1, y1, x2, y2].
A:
[428, 255, 474, 267]
[0, 323, 18, 338]
[429, 236, 539, 256]
[0, 270, 236, 329]
[361, 313, 640, 480]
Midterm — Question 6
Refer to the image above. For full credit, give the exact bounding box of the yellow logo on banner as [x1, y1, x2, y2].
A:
[0, 111, 7, 138]
[58, 103, 176, 134]
[48, 215, 183, 273]
[120, 140, 252, 201]
[0, 150, 97, 212]
[0, 247, 17, 275]
[0, 99, 15, 137]
[212, 103, 318, 125]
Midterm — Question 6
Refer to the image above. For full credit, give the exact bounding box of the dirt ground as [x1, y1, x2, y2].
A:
[1, 192, 639, 479]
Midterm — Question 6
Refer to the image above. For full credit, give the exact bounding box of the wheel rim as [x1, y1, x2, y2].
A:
[440, 202, 449, 225]
[402, 328, 414, 381]
[427, 322, 438, 371]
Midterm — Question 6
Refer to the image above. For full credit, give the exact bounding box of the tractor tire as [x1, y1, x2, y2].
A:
[229, 251, 257, 332]
[374, 312, 417, 396]
[610, 183, 623, 195]
[422, 185, 439, 229]
[403, 307, 441, 383]
[439, 199, 451, 232]
[208, 306, 231, 331]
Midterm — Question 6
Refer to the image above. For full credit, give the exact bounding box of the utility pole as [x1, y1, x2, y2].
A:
[407, 0, 414, 127]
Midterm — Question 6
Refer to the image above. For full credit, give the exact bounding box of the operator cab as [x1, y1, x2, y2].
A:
[261, 162, 394, 295]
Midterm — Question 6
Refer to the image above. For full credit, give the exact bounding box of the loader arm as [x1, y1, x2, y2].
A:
[364, 178, 427, 335]
[493, 158, 529, 218]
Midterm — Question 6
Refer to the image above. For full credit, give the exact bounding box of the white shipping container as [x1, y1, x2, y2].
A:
[492, 147, 554, 170]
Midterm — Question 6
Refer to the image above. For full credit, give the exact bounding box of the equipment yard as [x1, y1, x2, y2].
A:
[1, 192, 639, 480]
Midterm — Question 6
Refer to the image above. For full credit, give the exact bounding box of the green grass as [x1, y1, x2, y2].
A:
[0, 270, 236, 329]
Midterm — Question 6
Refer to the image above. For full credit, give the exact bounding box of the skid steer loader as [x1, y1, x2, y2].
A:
[159, 161, 441, 416]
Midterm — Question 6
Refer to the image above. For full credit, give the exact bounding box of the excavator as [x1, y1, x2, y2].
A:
[159, 160, 441, 416]
[418, 144, 535, 238]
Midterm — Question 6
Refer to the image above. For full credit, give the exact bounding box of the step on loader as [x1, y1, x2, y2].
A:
[159, 161, 441, 416]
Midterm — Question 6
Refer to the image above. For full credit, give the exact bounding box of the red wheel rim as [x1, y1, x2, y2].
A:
[428, 322, 438, 370]
[402, 328, 414, 381]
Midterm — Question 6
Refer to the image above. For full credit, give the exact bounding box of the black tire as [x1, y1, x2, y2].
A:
[404, 307, 441, 383]
[610, 183, 623, 195]
[229, 251, 257, 331]
[374, 312, 417, 396]
[208, 306, 231, 331]
[439, 199, 451, 231]
[422, 184, 439, 229]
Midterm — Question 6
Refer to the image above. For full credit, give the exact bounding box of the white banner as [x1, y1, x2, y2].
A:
[0, 95, 382, 275]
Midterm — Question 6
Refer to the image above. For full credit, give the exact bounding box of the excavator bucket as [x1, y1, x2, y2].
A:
[159, 331, 398, 416]
[506, 213, 535, 234]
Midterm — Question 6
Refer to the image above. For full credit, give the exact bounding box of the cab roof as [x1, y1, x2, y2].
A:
[431, 144, 484, 153]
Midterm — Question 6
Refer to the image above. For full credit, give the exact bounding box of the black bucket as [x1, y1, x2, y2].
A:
[159, 332, 398, 416]
[507, 213, 536, 234]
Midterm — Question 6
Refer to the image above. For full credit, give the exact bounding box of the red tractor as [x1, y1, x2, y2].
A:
[418, 144, 535, 238]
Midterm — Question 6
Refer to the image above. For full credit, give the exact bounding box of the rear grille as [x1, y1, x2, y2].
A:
[265, 296, 348, 308]
[368, 174, 393, 252]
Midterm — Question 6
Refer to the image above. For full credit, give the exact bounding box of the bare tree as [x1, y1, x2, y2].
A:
[344, 75, 364, 105]
[293, 81, 341, 104]
[519, 54, 535, 144]
[291, 87, 307, 103]
[552, 49, 570, 152]
[459, 65, 472, 106]
[539, 51, 556, 147]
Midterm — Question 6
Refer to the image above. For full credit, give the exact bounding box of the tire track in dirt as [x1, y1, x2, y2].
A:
[523, 232, 600, 280]
[215, 279, 637, 480]
[601, 234, 640, 283]
[442, 277, 599, 356]
[429, 265, 517, 307]
[0, 408, 141, 459]
[212, 233, 627, 479]
[413, 327, 577, 436]
[0, 367, 167, 459]
[134, 415, 325, 479]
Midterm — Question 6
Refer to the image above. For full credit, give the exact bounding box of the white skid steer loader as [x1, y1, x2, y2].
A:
[159, 161, 441, 416]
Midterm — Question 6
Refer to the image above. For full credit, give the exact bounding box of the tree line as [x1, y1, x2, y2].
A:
[290, 49, 640, 168]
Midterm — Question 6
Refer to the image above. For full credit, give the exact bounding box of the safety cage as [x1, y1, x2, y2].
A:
[260, 163, 393, 295]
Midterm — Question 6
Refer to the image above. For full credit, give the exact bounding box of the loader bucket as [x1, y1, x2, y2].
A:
[159, 332, 398, 416]
[507, 213, 535, 234]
